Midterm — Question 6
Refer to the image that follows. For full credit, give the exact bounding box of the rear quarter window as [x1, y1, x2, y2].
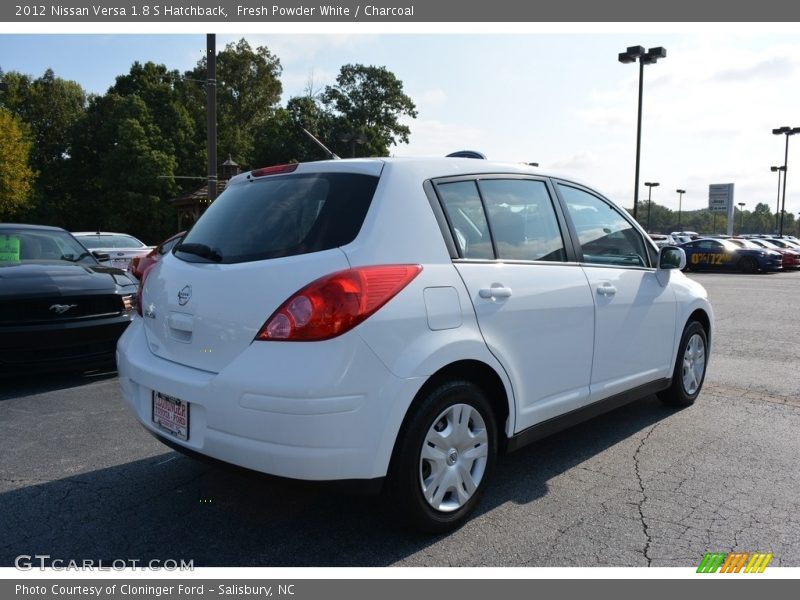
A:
[176, 172, 379, 264]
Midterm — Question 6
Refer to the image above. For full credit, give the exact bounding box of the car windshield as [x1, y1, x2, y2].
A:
[753, 240, 779, 249]
[77, 234, 145, 249]
[730, 239, 759, 249]
[714, 239, 741, 251]
[0, 228, 97, 265]
[767, 239, 798, 249]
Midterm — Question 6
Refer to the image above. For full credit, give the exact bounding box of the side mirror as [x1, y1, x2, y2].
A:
[658, 246, 686, 270]
[92, 251, 110, 262]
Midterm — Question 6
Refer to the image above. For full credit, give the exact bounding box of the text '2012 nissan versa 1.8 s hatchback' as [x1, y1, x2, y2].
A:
[117, 158, 713, 532]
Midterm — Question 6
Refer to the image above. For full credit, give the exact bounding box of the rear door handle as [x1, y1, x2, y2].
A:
[596, 283, 617, 296]
[479, 285, 513, 299]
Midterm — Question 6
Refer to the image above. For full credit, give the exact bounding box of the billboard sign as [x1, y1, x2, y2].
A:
[709, 183, 734, 213]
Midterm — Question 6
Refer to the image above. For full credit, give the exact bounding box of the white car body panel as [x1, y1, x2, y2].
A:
[453, 261, 595, 430]
[580, 266, 677, 402]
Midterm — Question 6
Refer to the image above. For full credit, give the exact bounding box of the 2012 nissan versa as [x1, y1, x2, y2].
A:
[117, 157, 712, 532]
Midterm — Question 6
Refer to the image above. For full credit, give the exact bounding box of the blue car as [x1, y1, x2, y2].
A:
[681, 238, 782, 273]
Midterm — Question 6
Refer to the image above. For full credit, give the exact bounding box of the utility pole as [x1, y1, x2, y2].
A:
[207, 34, 217, 204]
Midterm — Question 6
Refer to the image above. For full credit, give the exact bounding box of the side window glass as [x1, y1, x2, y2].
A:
[437, 181, 494, 259]
[558, 184, 649, 268]
[478, 179, 566, 262]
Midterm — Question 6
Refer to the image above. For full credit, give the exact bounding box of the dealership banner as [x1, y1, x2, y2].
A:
[3, 0, 800, 22]
[3, 579, 799, 600]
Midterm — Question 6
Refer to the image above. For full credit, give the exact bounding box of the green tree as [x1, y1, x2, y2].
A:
[252, 95, 337, 166]
[0, 108, 36, 218]
[321, 64, 417, 157]
[0, 69, 86, 222]
[109, 61, 203, 194]
[69, 94, 178, 242]
[185, 38, 283, 168]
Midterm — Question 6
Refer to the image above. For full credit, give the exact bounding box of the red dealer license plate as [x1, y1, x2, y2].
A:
[152, 392, 189, 441]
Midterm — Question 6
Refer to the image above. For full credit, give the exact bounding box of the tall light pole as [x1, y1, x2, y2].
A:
[737, 202, 746, 234]
[644, 182, 659, 232]
[676, 189, 685, 231]
[773, 126, 800, 237]
[771, 165, 786, 232]
[207, 33, 217, 205]
[339, 132, 367, 158]
[618, 45, 667, 222]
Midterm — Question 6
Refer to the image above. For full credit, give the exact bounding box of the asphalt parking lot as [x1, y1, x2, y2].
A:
[1, 271, 799, 567]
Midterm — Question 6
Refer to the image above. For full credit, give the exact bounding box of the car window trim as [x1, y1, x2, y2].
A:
[430, 173, 579, 264]
[551, 178, 657, 270]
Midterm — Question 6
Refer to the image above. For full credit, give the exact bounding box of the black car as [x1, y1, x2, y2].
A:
[0, 223, 137, 375]
[680, 238, 783, 273]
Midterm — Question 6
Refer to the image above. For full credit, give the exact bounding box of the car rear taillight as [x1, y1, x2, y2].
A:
[250, 163, 299, 178]
[255, 265, 422, 342]
[130, 256, 142, 280]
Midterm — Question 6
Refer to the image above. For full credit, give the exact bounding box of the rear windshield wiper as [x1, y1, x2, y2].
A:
[176, 243, 223, 262]
[61, 251, 93, 262]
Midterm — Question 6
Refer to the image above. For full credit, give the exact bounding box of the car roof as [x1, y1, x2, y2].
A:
[0, 222, 67, 232]
[228, 157, 607, 198]
[73, 231, 137, 236]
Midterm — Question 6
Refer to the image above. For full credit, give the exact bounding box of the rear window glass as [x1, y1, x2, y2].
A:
[78, 234, 145, 249]
[176, 172, 379, 264]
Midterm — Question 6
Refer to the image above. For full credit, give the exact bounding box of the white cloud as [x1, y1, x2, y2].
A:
[415, 89, 448, 110]
[219, 34, 378, 64]
[392, 118, 484, 158]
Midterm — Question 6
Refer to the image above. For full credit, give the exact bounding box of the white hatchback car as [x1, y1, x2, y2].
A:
[117, 158, 713, 532]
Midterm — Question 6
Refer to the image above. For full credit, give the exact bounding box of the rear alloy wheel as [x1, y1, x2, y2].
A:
[739, 256, 759, 273]
[659, 321, 708, 407]
[389, 380, 497, 533]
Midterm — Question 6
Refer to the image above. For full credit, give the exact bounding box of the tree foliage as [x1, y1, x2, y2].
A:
[0, 69, 86, 222]
[633, 200, 798, 236]
[186, 39, 283, 168]
[321, 64, 417, 157]
[1, 43, 417, 242]
[0, 108, 36, 218]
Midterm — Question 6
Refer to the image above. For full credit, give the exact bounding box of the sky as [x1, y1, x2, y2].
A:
[2, 30, 800, 218]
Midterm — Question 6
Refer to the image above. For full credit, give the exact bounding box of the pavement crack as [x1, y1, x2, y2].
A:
[633, 423, 659, 567]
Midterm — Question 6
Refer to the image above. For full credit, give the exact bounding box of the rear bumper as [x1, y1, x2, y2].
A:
[116, 319, 424, 481]
[0, 315, 132, 375]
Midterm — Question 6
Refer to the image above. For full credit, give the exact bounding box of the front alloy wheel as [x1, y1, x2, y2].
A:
[681, 332, 706, 396]
[659, 320, 708, 407]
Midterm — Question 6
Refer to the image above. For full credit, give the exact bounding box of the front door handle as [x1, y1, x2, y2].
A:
[479, 285, 513, 300]
[596, 282, 617, 296]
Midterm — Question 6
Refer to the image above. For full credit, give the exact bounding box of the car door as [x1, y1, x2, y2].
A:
[556, 182, 677, 403]
[435, 177, 595, 430]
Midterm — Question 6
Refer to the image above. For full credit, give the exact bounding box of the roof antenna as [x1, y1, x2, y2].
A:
[302, 127, 340, 160]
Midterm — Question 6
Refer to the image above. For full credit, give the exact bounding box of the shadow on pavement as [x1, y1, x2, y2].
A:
[0, 370, 118, 402]
[0, 395, 677, 567]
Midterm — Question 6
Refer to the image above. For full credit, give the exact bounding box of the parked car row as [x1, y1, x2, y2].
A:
[0, 225, 185, 376]
[647, 232, 800, 274]
[0, 224, 139, 375]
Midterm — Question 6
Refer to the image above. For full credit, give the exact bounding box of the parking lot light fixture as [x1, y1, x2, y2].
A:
[619, 45, 667, 222]
[771, 166, 786, 233]
[676, 189, 686, 230]
[737, 202, 746, 234]
[773, 127, 800, 236]
[644, 182, 660, 232]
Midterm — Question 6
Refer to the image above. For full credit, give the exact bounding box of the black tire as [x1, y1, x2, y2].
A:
[388, 379, 498, 533]
[658, 321, 708, 407]
[739, 256, 758, 273]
